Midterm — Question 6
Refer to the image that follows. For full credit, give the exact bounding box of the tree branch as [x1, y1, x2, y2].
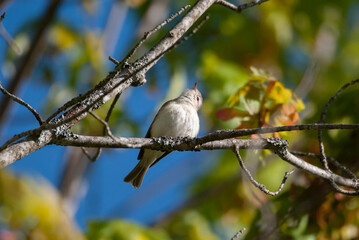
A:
[231, 228, 246, 240]
[52, 134, 359, 191]
[0, 80, 44, 125]
[53, 134, 274, 150]
[233, 143, 295, 196]
[216, 0, 268, 12]
[290, 151, 356, 179]
[195, 123, 359, 145]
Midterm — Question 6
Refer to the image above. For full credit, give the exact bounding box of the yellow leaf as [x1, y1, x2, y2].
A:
[267, 81, 292, 105]
[49, 24, 79, 50]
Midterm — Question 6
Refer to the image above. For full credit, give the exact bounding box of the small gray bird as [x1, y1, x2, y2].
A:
[124, 82, 202, 188]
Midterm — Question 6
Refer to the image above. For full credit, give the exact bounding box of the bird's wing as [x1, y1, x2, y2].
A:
[137, 125, 152, 160]
[137, 100, 174, 161]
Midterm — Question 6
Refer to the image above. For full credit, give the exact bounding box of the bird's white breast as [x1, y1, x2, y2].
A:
[150, 102, 199, 138]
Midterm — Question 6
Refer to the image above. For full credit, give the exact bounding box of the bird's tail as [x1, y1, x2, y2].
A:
[124, 162, 149, 188]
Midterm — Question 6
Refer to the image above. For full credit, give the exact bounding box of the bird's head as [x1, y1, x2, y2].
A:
[179, 82, 202, 111]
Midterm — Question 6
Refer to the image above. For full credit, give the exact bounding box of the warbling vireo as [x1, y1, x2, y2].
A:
[124, 82, 202, 188]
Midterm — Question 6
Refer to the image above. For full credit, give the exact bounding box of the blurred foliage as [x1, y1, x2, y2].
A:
[0, 169, 84, 240]
[87, 220, 169, 240]
[216, 66, 305, 137]
[1, 0, 359, 239]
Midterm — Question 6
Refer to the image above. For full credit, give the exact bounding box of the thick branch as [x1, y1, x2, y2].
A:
[52, 134, 359, 190]
[53, 134, 273, 151]
[0, 131, 52, 168]
[1, 123, 358, 168]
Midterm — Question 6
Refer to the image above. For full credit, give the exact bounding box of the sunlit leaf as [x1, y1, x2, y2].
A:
[87, 220, 170, 240]
[216, 67, 305, 137]
[48, 24, 79, 50]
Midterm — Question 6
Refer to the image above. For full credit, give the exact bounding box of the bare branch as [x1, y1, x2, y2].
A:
[0, 12, 5, 22]
[108, 56, 120, 65]
[1, 122, 358, 167]
[120, 4, 191, 66]
[216, 0, 268, 12]
[327, 177, 359, 196]
[196, 123, 359, 145]
[290, 151, 357, 179]
[319, 79, 359, 123]
[231, 228, 246, 240]
[0, 130, 52, 168]
[0, 81, 44, 125]
[81, 147, 102, 162]
[233, 143, 294, 196]
[53, 135, 274, 151]
[105, 93, 120, 124]
[274, 144, 359, 191]
[0, 128, 42, 152]
[2, 128, 359, 193]
[89, 112, 115, 139]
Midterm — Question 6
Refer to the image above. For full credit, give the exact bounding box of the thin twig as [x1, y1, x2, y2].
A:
[87, 93, 121, 162]
[120, 4, 191, 66]
[105, 93, 121, 123]
[196, 123, 359, 145]
[233, 143, 294, 196]
[239, 0, 269, 11]
[89, 112, 115, 139]
[317, 79, 359, 193]
[216, 0, 268, 12]
[290, 151, 357, 179]
[108, 56, 120, 65]
[231, 228, 246, 240]
[0, 81, 44, 125]
[0, 12, 5, 22]
[327, 177, 359, 195]
[0, 128, 43, 151]
[81, 147, 102, 162]
[44, 69, 118, 123]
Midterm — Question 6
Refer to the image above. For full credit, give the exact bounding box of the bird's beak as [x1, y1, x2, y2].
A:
[192, 82, 197, 90]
